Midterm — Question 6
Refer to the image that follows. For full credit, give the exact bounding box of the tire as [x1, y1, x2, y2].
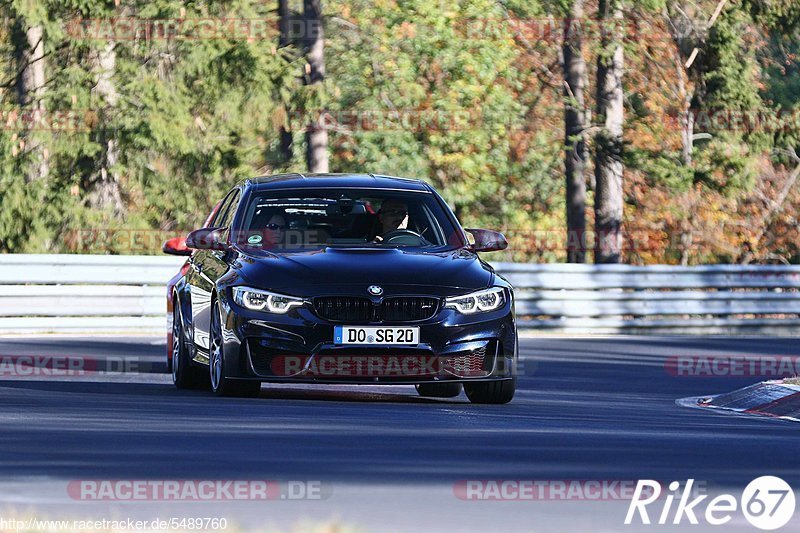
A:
[209, 298, 261, 398]
[172, 302, 206, 389]
[415, 382, 463, 398]
[464, 378, 516, 404]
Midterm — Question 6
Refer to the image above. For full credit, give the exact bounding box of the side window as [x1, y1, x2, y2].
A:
[216, 190, 241, 229]
[210, 189, 238, 228]
[209, 194, 232, 228]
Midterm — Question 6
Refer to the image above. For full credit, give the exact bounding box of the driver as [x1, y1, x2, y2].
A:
[373, 199, 408, 241]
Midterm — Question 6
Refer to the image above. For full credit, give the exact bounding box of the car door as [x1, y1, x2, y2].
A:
[188, 188, 239, 354]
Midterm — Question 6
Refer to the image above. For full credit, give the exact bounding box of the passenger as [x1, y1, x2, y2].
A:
[263, 214, 287, 248]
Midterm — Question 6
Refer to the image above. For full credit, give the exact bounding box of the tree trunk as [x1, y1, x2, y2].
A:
[666, 4, 699, 167]
[675, 54, 695, 166]
[303, 0, 329, 173]
[562, 0, 588, 263]
[16, 23, 49, 182]
[89, 42, 124, 215]
[594, 0, 624, 264]
[278, 0, 293, 163]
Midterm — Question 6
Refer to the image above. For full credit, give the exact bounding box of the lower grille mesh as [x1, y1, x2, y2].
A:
[443, 346, 490, 377]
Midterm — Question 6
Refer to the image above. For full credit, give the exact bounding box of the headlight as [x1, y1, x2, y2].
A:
[232, 286, 304, 314]
[445, 287, 505, 314]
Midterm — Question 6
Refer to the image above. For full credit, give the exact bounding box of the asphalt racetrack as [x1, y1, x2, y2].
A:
[0, 336, 797, 532]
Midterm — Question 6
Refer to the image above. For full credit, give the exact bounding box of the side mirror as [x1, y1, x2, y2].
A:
[162, 236, 191, 256]
[465, 228, 508, 253]
[185, 227, 229, 251]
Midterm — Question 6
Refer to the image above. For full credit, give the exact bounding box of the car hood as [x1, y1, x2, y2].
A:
[232, 247, 494, 296]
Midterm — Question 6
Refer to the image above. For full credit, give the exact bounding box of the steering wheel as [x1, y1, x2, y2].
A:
[381, 229, 425, 245]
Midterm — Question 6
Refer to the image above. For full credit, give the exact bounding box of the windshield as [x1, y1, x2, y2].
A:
[235, 189, 464, 252]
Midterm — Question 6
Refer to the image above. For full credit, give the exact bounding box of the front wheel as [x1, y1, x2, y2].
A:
[209, 299, 261, 398]
[464, 379, 516, 404]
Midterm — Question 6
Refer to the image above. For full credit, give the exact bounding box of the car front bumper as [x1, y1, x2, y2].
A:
[218, 293, 517, 385]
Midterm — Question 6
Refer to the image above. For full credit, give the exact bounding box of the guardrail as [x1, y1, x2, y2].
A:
[0, 254, 185, 334]
[1, 255, 798, 335]
[497, 263, 800, 335]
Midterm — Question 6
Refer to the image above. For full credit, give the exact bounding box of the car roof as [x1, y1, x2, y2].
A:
[245, 173, 432, 192]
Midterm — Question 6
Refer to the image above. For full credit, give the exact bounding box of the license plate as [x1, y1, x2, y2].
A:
[334, 326, 419, 345]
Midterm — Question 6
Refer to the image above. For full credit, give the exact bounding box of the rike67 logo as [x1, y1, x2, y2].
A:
[625, 477, 795, 530]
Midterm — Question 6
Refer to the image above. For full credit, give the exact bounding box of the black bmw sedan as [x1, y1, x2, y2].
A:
[171, 173, 517, 403]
